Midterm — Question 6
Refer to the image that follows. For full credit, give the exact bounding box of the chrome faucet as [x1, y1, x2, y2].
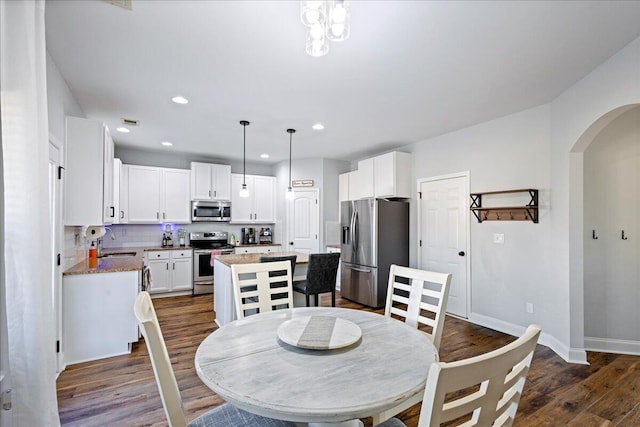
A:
[97, 227, 116, 257]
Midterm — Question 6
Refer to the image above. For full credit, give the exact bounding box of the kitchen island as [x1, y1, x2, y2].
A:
[213, 251, 309, 327]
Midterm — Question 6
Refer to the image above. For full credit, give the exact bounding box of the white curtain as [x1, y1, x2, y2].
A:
[0, 0, 61, 425]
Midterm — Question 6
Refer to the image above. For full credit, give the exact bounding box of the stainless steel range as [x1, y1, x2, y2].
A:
[190, 231, 234, 295]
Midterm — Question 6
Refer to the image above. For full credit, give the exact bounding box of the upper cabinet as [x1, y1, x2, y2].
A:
[125, 165, 191, 224]
[230, 174, 276, 224]
[339, 172, 350, 202]
[64, 117, 115, 225]
[190, 162, 231, 201]
[340, 151, 412, 201]
[113, 158, 122, 224]
[374, 151, 412, 198]
[349, 158, 374, 200]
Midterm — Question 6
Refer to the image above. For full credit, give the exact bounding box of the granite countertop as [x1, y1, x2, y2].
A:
[64, 248, 145, 275]
[144, 245, 193, 251]
[214, 251, 309, 268]
[233, 243, 282, 247]
[63, 246, 193, 275]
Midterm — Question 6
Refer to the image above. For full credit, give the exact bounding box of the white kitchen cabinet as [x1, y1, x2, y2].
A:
[62, 270, 138, 365]
[127, 165, 161, 222]
[64, 116, 116, 225]
[161, 168, 190, 222]
[230, 173, 276, 223]
[348, 158, 374, 200]
[234, 245, 282, 254]
[374, 151, 412, 198]
[126, 165, 190, 223]
[145, 249, 193, 295]
[190, 162, 231, 201]
[339, 172, 350, 202]
[113, 158, 122, 224]
[342, 152, 412, 201]
[119, 164, 129, 222]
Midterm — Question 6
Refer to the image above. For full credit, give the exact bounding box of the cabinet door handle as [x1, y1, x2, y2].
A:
[120, 210, 124, 219]
[110, 206, 115, 218]
[173, 262, 175, 270]
[166, 263, 168, 270]
[156, 212, 159, 219]
[163, 212, 166, 219]
[209, 190, 211, 197]
[214, 190, 217, 197]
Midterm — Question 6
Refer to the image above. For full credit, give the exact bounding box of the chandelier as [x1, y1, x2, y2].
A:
[300, 0, 351, 57]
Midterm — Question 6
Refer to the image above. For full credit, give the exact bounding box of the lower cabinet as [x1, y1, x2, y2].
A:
[62, 271, 139, 365]
[145, 249, 193, 295]
[234, 245, 281, 254]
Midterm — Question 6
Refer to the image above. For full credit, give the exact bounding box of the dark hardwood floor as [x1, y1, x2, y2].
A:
[57, 293, 640, 426]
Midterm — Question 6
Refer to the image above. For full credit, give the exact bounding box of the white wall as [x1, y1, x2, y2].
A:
[274, 158, 349, 250]
[46, 51, 84, 145]
[583, 107, 640, 344]
[323, 159, 350, 245]
[406, 105, 552, 341]
[46, 51, 86, 268]
[552, 35, 640, 359]
[393, 36, 640, 362]
[114, 146, 274, 176]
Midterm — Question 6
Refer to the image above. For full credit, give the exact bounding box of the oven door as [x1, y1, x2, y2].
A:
[192, 201, 231, 222]
[193, 249, 214, 282]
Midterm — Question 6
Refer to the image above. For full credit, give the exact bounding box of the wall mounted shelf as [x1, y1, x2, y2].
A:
[470, 189, 538, 223]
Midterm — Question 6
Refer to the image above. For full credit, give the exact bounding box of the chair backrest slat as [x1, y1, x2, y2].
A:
[232, 261, 293, 319]
[384, 264, 452, 349]
[133, 292, 187, 427]
[419, 325, 541, 427]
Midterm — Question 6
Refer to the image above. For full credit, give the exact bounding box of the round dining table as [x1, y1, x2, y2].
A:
[195, 307, 437, 426]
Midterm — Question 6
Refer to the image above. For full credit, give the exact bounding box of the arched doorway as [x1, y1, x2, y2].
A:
[569, 103, 640, 355]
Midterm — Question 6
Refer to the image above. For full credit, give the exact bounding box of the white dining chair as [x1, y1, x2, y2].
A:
[231, 260, 294, 319]
[376, 325, 541, 427]
[134, 291, 295, 427]
[374, 265, 452, 425]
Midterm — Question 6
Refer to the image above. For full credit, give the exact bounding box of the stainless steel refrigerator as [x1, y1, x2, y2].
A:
[340, 199, 409, 308]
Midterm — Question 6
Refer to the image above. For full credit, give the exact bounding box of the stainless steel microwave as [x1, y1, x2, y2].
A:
[191, 200, 231, 222]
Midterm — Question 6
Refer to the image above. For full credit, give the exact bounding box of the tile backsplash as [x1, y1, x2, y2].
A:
[100, 223, 278, 249]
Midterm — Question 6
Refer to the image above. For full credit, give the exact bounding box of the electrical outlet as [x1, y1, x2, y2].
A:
[493, 233, 505, 244]
[526, 302, 534, 314]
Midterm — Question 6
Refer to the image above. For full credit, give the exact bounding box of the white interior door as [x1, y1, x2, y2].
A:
[49, 139, 64, 372]
[287, 189, 320, 255]
[418, 173, 469, 318]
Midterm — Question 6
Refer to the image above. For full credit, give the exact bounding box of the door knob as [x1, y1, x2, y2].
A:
[290, 242, 294, 245]
[458, 251, 465, 256]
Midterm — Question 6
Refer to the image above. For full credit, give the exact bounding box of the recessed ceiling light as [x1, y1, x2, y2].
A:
[116, 127, 130, 133]
[312, 123, 325, 130]
[260, 153, 269, 159]
[161, 141, 173, 147]
[171, 96, 189, 105]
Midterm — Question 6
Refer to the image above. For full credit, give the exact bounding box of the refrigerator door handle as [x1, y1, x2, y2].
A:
[350, 266, 371, 273]
[353, 210, 359, 252]
[350, 208, 356, 250]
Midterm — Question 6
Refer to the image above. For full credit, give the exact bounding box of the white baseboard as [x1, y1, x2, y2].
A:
[584, 337, 640, 355]
[467, 312, 588, 365]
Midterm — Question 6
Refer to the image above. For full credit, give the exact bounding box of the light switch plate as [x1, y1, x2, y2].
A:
[493, 233, 505, 244]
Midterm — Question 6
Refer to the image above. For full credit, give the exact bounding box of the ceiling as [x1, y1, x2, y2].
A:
[45, 0, 640, 165]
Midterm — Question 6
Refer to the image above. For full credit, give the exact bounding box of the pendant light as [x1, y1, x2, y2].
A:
[239, 120, 250, 198]
[286, 128, 296, 200]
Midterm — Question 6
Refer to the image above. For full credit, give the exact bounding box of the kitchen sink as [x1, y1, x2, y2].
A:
[99, 252, 138, 258]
